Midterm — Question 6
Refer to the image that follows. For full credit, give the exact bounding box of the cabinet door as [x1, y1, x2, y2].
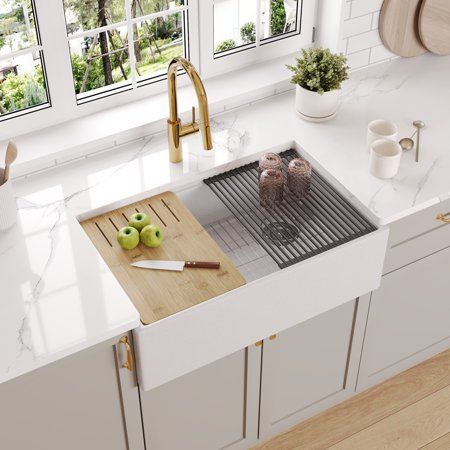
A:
[0, 335, 142, 450]
[139, 346, 261, 450]
[259, 300, 357, 439]
[358, 247, 450, 391]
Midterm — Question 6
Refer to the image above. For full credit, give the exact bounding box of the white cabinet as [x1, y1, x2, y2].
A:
[137, 299, 363, 449]
[0, 334, 143, 450]
[358, 247, 450, 390]
[258, 300, 358, 439]
[138, 346, 261, 450]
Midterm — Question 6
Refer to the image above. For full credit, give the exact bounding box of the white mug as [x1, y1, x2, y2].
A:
[369, 139, 402, 179]
[367, 120, 398, 152]
[0, 168, 17, 230]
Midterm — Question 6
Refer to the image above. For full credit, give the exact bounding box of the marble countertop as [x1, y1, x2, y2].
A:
[1, 53, 449, 385]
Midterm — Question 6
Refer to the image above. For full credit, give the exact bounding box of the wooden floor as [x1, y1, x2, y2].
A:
[254, 349, 450, 450]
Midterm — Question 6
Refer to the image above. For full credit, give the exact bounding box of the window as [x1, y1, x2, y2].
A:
[199, 0, 314, 77]
[1, 0, 315, 134]
[213, 0, 301, 56]
[0, 0, 50, 121]
[61, 0, 191, 103]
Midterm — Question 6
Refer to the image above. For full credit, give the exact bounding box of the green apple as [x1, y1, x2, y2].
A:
[128, 212, 151, 232]
[140, 224, 163, 248]
[117, 226, 139, 250]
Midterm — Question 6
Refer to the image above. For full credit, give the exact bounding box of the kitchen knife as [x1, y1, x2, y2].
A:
[131, 260, 220, 271]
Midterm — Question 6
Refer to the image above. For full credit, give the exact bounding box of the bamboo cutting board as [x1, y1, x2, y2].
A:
[419, 0, 450, 55]
[379, 0, 427, 57]
[81, 192, 246, 325]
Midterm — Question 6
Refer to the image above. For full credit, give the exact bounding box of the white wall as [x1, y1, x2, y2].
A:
[340, 0, 396, 70]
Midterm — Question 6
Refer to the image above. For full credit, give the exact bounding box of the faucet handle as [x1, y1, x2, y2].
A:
[179, 106, 200, 137]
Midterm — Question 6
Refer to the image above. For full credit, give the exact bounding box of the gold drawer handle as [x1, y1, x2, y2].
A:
[436, 212, 450, 223]
[255, 335, 278, 347]
[119, 336, 134, 371]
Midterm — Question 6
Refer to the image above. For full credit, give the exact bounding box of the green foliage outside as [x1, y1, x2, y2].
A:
[70, 53, 106, 94]
[0, 0, 35, 51]
[63, 0, 125, 32]
[61, 0, 182, 94]
[215, 39, 236, 53]
[0, 66, 47, 114]
[270, 0, 286, 36]
[240, 22, 256, 44]
[136, 43, 182, 77]
[71, 40, 183, 93]
[287, 48, 349, 95]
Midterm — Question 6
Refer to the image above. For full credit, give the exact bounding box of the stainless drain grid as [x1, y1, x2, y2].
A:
[205, 216, 279, 283]
[204, 149, 377, 269]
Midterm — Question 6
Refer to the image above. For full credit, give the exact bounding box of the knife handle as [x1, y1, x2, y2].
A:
[185, 261, 220, 269]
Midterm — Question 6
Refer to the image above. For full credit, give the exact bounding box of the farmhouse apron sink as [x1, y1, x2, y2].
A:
[79, 144, 389, 391]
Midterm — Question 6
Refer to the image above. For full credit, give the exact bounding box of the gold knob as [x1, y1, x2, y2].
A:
[269, 334, 277, 341]
[255, 340, 263, 347]
[119, 336, 134, 371]
[436, 213, 450, 223]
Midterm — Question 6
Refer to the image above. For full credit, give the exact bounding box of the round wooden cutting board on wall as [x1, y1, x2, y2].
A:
[419, 0, 450, 55]
[379, 0, 427, 57]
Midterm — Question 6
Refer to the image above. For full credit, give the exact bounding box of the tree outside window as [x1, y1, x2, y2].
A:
[63, 0, 187, 101]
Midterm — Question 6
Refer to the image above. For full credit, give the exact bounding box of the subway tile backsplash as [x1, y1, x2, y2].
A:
[343, 0, 397, 70]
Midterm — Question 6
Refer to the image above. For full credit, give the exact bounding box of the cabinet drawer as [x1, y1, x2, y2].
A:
[384, 197, 450, 273]
[134, 227, 388, 391]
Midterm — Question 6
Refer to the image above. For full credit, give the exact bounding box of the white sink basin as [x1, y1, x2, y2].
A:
[130, 144, 389, 391]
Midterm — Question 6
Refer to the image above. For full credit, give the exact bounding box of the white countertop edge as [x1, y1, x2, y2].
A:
[377, 197, 447, 226]
[0, 317, 140, 386]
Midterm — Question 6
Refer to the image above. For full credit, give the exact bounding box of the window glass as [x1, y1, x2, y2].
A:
[68, 26, 131, 97]
[133, 12, 184, 81]
[132, 0, 185, 17]
[63, 0, 126, 36]
[62, 0, 190, 101]
[0, 0, 49, 119]
[260, 0, 300, 41]
[213, 0, 301, 56]
[214, 0, 256, 54]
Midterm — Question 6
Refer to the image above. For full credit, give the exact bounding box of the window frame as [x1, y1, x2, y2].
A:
[0, 0, 52, 123]
[63, 3, 192, 104]
[198, 0, 316, 78]
[1, 0, 316, 139]
[2, 0, 200, 137]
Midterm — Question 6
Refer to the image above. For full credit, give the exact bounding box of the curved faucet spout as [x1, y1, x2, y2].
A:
[167, 57, 213, 163]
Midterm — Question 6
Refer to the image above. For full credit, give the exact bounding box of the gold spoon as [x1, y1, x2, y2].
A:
[3, 140, 18, 184]
[399, 137, 414, 151]
[413, 120, 425, 163]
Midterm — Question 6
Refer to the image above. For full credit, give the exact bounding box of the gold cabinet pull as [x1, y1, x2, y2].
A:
[436, 212, 450, 223]
[119, 336, 134, 371]
[269, 334, 277, 341]
[255, 340, 263, 347]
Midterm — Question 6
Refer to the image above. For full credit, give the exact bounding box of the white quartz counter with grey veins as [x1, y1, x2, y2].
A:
[1, 53, 449, 385]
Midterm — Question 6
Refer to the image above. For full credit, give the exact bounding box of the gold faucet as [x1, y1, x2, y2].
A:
[167, 57, 213, 163]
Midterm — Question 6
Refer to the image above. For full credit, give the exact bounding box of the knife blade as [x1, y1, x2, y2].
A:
[131, 260, 220, 271]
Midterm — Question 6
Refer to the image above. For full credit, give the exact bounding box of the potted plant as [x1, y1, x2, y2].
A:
[287, 48, 349, 121]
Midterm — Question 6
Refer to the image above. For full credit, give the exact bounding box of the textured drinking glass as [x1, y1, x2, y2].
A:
[259, 169, 284, 208]
[258, 152, 282, 176]
[287, 158, 311, 198]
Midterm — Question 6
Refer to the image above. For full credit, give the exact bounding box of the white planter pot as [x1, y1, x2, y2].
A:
[295, 85, 341, 122]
